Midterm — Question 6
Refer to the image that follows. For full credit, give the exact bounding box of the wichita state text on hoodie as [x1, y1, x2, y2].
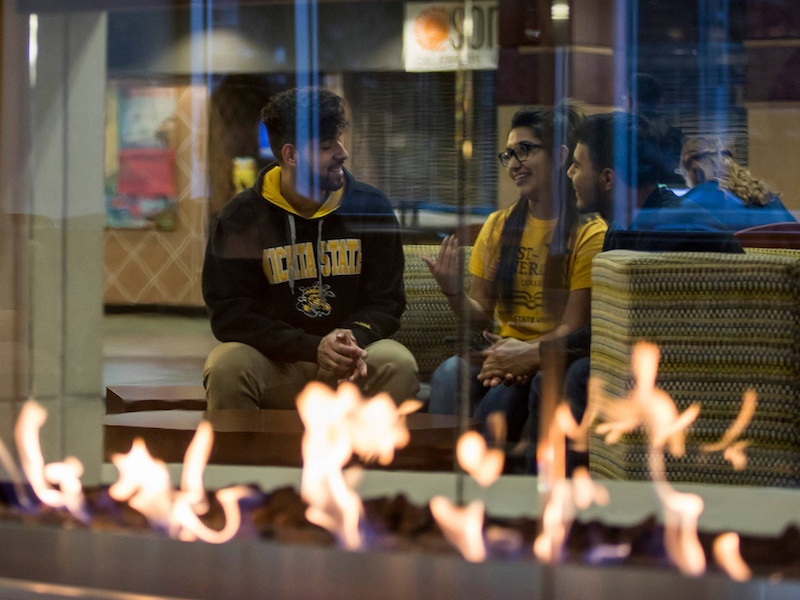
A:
[202, 164, 406, 363]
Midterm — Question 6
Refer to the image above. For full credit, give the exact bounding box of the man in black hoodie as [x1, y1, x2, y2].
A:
[202, 87, 419, 409]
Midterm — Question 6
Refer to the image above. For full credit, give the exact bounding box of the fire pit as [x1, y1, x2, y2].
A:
[2, 347, 800, 599]
[0, 493, 798, 600]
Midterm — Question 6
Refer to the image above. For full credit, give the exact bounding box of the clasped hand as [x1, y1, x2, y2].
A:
[317, 328, 368, 383]
[477, 332, 539, 388]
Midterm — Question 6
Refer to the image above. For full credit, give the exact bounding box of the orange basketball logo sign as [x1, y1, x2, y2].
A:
[413, 7, 451, 52]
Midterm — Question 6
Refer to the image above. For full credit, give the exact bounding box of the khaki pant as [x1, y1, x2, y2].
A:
[204, 339, 419, 409]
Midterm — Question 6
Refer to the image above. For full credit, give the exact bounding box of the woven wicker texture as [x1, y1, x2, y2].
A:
[589, 249, 800, 487]
[392, 245, 473, 382]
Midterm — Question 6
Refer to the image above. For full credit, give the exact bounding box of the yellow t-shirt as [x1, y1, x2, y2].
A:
[468, 207, 607, 340]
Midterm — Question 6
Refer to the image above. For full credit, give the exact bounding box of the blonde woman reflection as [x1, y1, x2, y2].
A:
[422, 104, 607, 445]
[680, 137, 795, 232]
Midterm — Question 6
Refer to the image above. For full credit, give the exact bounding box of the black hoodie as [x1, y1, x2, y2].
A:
[202, 164, 405, 363]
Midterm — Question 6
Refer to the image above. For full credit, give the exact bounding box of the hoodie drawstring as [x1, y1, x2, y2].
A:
[287, 214, 325, 294]
[316, 219, 324, 291]
[288, 214, 297, 293]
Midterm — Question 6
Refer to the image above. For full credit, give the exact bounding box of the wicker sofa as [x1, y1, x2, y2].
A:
[588, 248, 800, 487]
[393, 244, 473, 383]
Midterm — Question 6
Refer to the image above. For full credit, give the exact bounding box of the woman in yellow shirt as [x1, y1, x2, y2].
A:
[423, 104, 607, 443]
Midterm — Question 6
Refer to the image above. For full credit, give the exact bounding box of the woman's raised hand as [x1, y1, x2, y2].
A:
[421, 234, 461, 296]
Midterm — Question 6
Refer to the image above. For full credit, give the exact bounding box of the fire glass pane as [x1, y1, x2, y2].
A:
[3, 0, 800, 595]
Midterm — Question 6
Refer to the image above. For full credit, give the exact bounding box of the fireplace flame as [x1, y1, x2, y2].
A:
[702, 390, 757, 470]
[109, 438, 175, 529]
[722, 440, 750, 471]
[110, 423, 252, 543]
[703, 390, 756, 453]
[429, 496, 487, 562]
[533, 464, 609, 563]
[659, 485, 706, 576]
[594, 342, 707, 576]
[298, 382, 363, 550]
[555, 402, 597, 453]
[713, 532, 752, 581]
[180, 421, 213, 514]
[456, 432, 504, 487]
[297, 382, 417, 550]
[572, 466, 609, 509]
[533, 479, 570, 563]
[350, 396, 421, 466]
[534, 400, 609, 564]
[14, 401, 88, 521]
[173, 485, 253, 544]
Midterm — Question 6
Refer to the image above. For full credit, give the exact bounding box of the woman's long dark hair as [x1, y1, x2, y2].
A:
[493, 101, 585, 322]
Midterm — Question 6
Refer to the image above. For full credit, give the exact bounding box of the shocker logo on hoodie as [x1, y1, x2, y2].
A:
[296, 283, 335, 318]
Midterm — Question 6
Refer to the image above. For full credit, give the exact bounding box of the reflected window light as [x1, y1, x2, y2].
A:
[28, 14, 38, 88]
[551, 2, 569, 21]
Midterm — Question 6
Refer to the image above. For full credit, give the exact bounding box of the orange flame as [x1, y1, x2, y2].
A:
[350, 396, 421, 466]
[456, 432, 504, 487]
[109, 438, 174, 528]
[173, 486, 254, 544]
[659, 486, 706, 576]
[703, 390, 756, 453]
[702, 390, 757, 470]
[595, 342, 707, 576]
[713, 533, 752, 582]
[533, 395, 610, 567]
[429, 496, 486, 562]
[723, 440, 750, 471]
[533, 465, 609, 563]
[555, 402, 598, 453]
[572, 466, 609, 510]
[14, 401, 87, 521]
[297, 383, 418, 550]
[297, 383, 363, 550]
[180, 421, 213, 513]
[533, 479, 570, 563]
[110, 423, 252, 544]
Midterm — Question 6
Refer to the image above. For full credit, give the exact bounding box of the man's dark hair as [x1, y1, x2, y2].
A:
[261, 87, 347, 160]
[574, 112, 661, 188]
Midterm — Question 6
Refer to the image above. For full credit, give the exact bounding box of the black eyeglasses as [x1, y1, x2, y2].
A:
[498, 142, 544, 167]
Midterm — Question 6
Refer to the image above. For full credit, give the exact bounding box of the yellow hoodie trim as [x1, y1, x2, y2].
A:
[261, 166, 344, 219]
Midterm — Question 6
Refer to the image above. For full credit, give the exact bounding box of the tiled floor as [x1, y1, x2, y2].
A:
[103, 313, 217, 387]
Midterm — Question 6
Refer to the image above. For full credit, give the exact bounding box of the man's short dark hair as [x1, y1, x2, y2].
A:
[574, 112, 661, 188]
[261, 87, 347, 160]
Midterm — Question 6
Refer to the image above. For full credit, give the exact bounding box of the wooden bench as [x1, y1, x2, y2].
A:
[104, 385, 469, 471]
[106, 385, 207, 413]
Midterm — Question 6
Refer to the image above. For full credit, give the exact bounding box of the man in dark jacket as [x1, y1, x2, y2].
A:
[203, 87, 418, 409]
[626, 73, 685, 186]
[568, 112, 741, 252]
[524, 112, 741, 474]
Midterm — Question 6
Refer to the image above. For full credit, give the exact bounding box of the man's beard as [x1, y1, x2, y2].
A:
[312, 166, 345, 193]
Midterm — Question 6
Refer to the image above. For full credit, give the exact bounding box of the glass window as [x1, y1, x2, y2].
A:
[2, 0, 800, 592]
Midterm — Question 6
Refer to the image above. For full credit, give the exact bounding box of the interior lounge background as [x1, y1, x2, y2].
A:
[1, 0, 799, 474]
